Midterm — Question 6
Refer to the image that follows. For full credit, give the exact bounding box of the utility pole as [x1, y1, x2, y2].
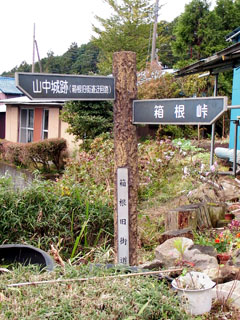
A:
[32, 23, 36, 73]
[151, 0, 159, 64]
[32, 23, 42, 73]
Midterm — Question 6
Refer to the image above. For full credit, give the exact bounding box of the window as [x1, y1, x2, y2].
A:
[42, 109, 49, 139]
[19, 109, 34, 143]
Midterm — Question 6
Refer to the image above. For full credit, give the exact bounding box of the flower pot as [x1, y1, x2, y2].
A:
[217, 252, 231, 265]
[225, 213, 234, 221]
[172, 272, 216, 315]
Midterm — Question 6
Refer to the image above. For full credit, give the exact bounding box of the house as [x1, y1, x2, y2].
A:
[175, 29, 240, 170]
[0, 77, 23, 139]
[0, 96, 79, 152]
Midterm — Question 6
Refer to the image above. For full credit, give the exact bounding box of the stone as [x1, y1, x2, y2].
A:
[217, 176, 240, 202]
[159, 228, 194, 244]
[155, 238, 219, 270]
[227, 249, 240, 267]
[184, 249, 219, 271]
[203, 267, 221, 282]
[212, 280, 240, 308]
[203, 265, 240, 284]
[138, 259, 162, 270]
[188, 183, 221, 203]
[188, 244, 217, 257]
[220, 265, 240, 282]
[155, 237, 194, 268]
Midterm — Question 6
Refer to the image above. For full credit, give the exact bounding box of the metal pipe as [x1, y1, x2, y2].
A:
[214, 73, 218, 97]
[233, 120, 239, 176]
[210, 74, 218, 166]
[210, 123, 215, 167]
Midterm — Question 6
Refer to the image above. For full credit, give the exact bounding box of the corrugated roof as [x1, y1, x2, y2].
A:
[175, 42, 240, 77]
[0, 77, 23, 95]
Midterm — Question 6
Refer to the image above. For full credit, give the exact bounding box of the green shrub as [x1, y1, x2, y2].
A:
[23, 138, 67, 171]
[2, 141, 24, 166]
[0, 139, 67, 172]
[156, 125, 197, 139]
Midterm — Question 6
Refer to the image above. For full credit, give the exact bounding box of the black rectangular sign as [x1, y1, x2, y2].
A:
[15, 72, 115, 101]
[133, 97, 228, 125]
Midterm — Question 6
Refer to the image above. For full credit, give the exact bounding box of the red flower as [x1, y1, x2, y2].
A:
[237, 233, 240, 238]
[215, 238, 220, 243]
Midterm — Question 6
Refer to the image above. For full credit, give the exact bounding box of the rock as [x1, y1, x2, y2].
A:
[139, 259, 162, 270]
[203, 267, 221, 282]
[203, 265, 240, 284]
[188, 183, 221, 203]
[212, 280, 240, 308]
[155, 237, 194, 268]
[188, 244, 217, 257]
[220, 265, 240, 282]
[184, 249, 219, 271]
[227, 249, 240, 267]
[159, 228, 194, 244]
[155, 238, 219, 270]
[219, 177, 240, 202]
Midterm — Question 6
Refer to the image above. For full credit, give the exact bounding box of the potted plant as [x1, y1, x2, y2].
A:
[213, 230, 232, 264]
[172, 271, 216, 315]
[224, 213, 235, 221]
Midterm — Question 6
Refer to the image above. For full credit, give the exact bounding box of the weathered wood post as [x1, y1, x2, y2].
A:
[113, 51, 138, 266]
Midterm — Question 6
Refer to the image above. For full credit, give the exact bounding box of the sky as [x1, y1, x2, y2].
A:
[0, 0, 216, 75]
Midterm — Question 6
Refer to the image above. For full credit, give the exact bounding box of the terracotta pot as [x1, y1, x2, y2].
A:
[217, 253, 231, 265]
[225, 213, 234, 221]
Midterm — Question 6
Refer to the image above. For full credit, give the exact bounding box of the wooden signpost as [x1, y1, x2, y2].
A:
[113, 52, 138, 266]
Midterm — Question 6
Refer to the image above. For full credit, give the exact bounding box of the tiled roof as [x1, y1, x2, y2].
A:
[0, 77, 23, 95]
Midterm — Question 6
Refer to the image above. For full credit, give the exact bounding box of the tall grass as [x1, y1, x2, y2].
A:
[0, 175, 113, 259]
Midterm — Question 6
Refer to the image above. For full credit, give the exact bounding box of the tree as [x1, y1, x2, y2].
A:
[2, 61, 31, 77]
[71, 42, 99, 75]
[92, 0, 153, 74]
[61, 43, 79, 74]
[41, 51, 62, 74]
[156, 20, 177, 68]
[172, 0, 240, 67]
[61, 101, 113, 144]
[172, 0, 210, 65]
